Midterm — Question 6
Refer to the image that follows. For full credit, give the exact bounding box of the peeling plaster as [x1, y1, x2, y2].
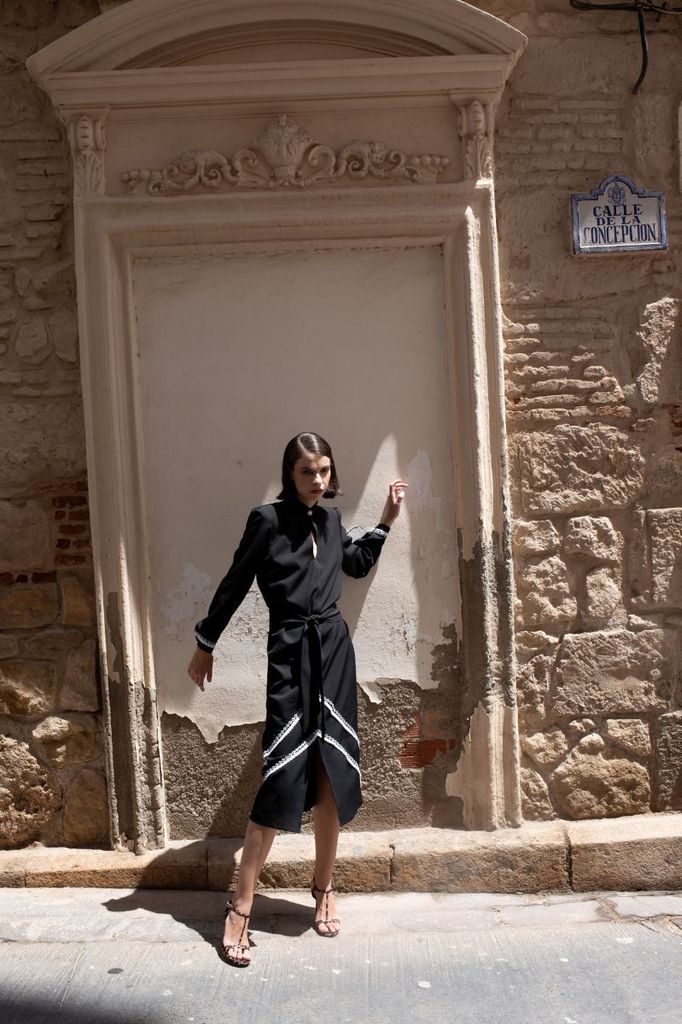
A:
[159, 589, 270, 744]
[160, 563, 213, 642]
[359, 679, 385, 704]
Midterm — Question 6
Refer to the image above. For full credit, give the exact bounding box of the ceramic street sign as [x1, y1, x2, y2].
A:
[571, 174, 667, 255]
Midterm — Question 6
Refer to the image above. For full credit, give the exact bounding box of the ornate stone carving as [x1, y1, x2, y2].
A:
[121, 114, 449, 194]
[68, 113, 107, 195]
[457, 100, 494, 182]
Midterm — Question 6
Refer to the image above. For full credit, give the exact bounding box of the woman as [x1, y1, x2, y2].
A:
[187, 431, 406, 967]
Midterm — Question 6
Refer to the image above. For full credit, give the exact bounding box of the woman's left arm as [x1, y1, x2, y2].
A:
[340, 479, 407, 579]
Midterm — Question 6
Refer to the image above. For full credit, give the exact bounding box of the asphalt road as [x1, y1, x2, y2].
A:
[1, 887, 682, 1024]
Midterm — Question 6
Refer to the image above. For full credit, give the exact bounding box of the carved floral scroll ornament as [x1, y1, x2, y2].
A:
[120, 115, 450, 194]
[68, 113, 107, 195]
[457, 100, 494, 182]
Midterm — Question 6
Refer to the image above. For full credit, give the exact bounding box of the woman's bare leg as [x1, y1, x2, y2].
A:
[222, 819, 277, 962]
[311, 744, 341, 935]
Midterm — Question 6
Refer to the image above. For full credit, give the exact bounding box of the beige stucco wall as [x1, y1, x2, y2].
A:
[0, 0, 681, 847]
[135, 247, 458, 743]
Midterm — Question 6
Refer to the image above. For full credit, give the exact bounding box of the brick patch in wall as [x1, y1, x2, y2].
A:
[498, 96, 626, 184]
[49, 486, 91, 566]
[503, 305, 630, 427]
[399, 713, 456, 768]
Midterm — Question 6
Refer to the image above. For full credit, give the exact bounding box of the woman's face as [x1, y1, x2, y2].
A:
[291, 452, 332, 506]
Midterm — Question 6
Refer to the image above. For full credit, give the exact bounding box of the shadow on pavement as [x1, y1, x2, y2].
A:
[0, 993, 165, 1024]
[101, 887, 314, 944]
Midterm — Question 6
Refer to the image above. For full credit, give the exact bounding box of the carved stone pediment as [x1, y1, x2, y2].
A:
[121, 115, 450, 194]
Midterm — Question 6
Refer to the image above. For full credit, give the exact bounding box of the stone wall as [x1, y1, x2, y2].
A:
[0, 0, 108, 848]
[1, 0, 681, 846]
[489, 1, 682, 820]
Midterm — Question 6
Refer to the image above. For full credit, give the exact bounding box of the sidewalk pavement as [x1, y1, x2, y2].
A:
[2, 814, 682, 893]
[2, 887, 682, 1023]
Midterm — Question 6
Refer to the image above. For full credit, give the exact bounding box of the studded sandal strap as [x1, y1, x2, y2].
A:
[225, 902, 250, 945]
[311, 880, 339, 926]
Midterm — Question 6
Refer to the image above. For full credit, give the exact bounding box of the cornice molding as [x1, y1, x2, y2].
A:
[27, 0, 527, 83]
[38, 55, 519, 115]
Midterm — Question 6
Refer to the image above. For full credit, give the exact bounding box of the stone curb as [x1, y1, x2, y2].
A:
[1, 814, 681, 893]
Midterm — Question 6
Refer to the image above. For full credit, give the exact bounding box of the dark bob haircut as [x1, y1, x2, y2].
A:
[277, 432, 342, 501]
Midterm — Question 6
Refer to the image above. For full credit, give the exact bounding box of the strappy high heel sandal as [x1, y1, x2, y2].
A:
[220, 900, 251, 967]
[310, 878, 341, 938]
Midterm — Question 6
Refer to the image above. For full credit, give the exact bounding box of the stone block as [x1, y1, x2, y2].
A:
[512, 519, 561, 556]
[516, 631, 557, 659]
[631, 509, 682, 610]
[0, 735, 59, 849]
[653, 711, 682, 811]
[20, 841, 208, 889]
[633, 297, 681, 406]
[0, 660, 56, 715]
[644, 447, 682, 509]
[15, 318, 49, 364]
[63, 769, 108, 845]
[569, 814, 682, 891]
[575, 733, 605, 755]
[548, 724, 647, 819]
[520, 766, 554, 821]
[582, 567, 625, 629]
[32, 713, 101, 765]
[59, 575, 95, 627]
[511, 425, 644, 515]
[648, 510, 682, 606]
[516, 555, 577, 632]
[563, 516, 623, 564]
[61, 638, 99, 711]
[0, 401, 85, 499]
[551, 629, 669, 717]
[47, 309, 78, 363]
[0, 500, 55, 571]
[521, 726, 568, 770]
[566, 718, 597, 740]
[225, 830, 393, 893]
[516, 652, 553, 714]
[550, 747, 650, 819]
[604, 719, 651, 760]
[391, 824, 570, 893]
[22, 628, 83, 659]
[0, 583, 58, 628]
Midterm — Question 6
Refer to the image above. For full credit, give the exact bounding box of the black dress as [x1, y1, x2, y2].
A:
[195, 496, 390, 832]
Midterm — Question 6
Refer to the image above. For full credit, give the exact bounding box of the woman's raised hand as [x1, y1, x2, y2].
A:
[381, 479, 408, 526]
[188, 648, 213, 691]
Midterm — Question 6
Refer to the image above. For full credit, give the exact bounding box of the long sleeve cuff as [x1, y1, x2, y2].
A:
[373, 522, 391, 538]
[194, 627, 216, 653]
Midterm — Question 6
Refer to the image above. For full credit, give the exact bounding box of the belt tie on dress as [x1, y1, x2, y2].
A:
[277, 607, 341, 739]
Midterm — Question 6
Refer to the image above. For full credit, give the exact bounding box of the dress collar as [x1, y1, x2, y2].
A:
[282, 495, 323, 519]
